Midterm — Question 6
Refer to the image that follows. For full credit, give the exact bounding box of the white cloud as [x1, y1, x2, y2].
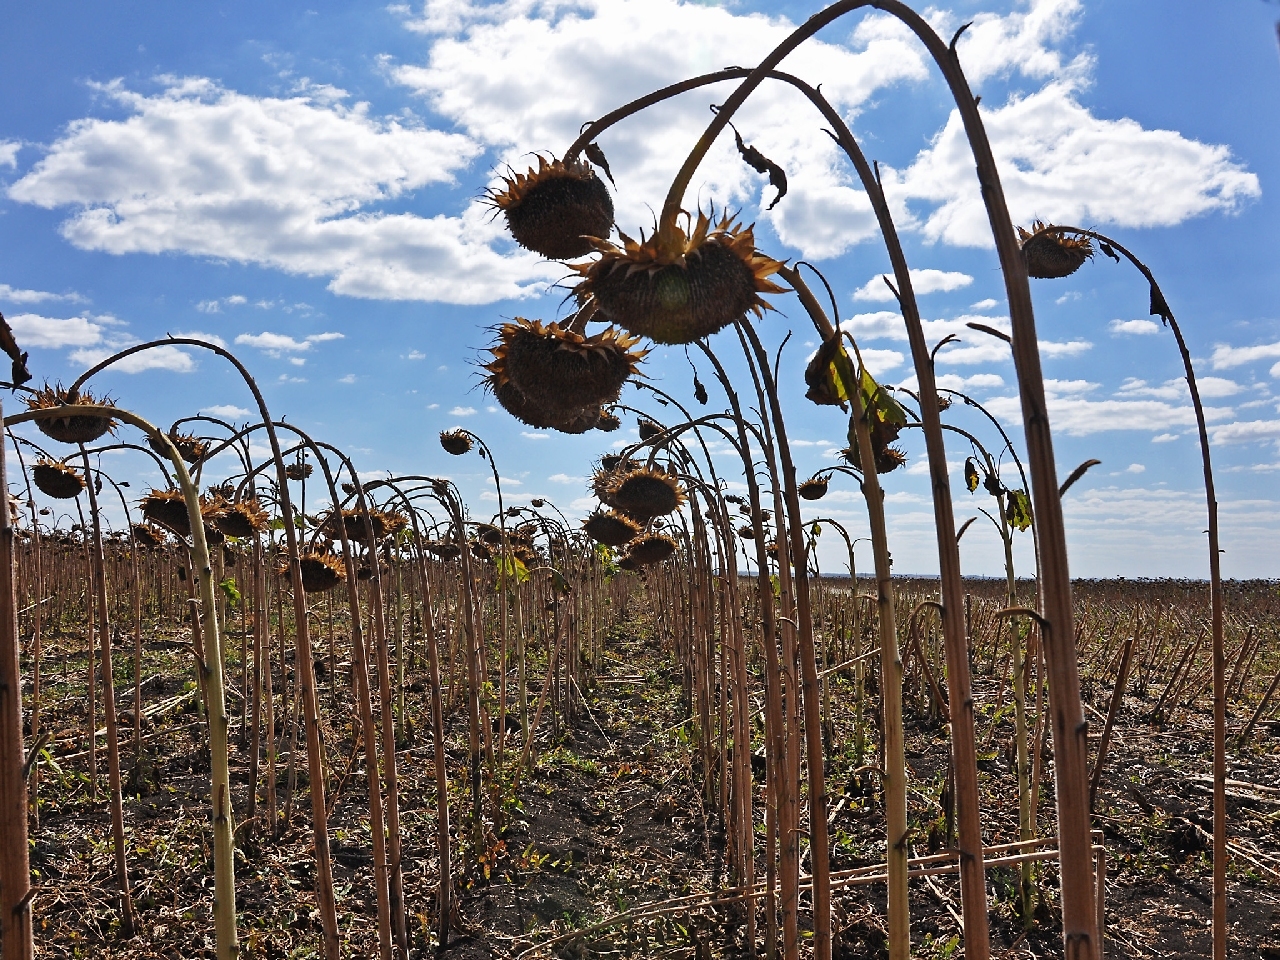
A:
[6, 0, 1257, 308]
[449, 405, 477, 416]
[1152, 433, 1179, 443]
[338, 373, 357, 383]
[1272, 361, 1280, 380]
[170, 330, 228, 348]
[859, 348, 905, 375]
[6, 313, 106, 349]
[0, 284, 86, 305]
[1040, 339, 1092, 358]
[970, 298, 998, 311]
[7, 77, 556, 304]
[884, 78, 1259, 247]
[68, 343, 194, 374]
[0, 141, 18, 168]
[1119, 375, 1240, 401]
[1212, 340, 1280, 370]
[234, 330, 344, 357]
[1125, 463, 1145, 474]
[1109, 318, 1160, 336]
[404, 349, 426, 360]
[196, 295, 250, 313]
[200, 404, 252, 419]
[521, 431, 550, 440]
[1210, 420, 1280, 446]
[548, 473, 581, 483]
[985, 382, 1235, 437]
[852, 269, 973, 301]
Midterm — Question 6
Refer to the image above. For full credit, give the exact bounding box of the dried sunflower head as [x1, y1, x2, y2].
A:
[25, 384, 117, 445]
[876, 445, 908, 474]
[483, 375, 603, 434]
[484, 318, 646, 413]
[214, 498, 270, 539]
[1018, 221, 1093, 279]
[798, 476, 829, 501]
[607, 465, 686, 521]
[582, 510, 642, 548]
[149, 431, 209, 465]
[284, 462, 313, 482]
[572, 210, 786, 344]
[32, 459, 85, 500]
[131, 523, 164, 548]
[596, 410, 621, 433]
[300, 553, 345, 593]
[487, 155, 614, 260]
[637, 419, 663, 442]
[622, 534, 677, 566]
[439, 429, 473, 456]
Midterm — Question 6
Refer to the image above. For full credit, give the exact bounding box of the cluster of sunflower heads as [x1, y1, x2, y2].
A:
[25, 383, 117, 446]
[582, 455, 685, 568]
[571, 210, 786, 345]
[487, 154, 615, 261]
[1017, 221, 1094, 279]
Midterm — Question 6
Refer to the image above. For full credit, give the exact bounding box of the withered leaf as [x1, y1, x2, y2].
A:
[584, 142, 615, 186]
[732, 125, 788, 210]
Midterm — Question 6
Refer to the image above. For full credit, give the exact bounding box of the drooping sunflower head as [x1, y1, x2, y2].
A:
[622, 533, 677, 567]
[487, 155, 614, 260]
[439, 429, 473, 456]
[131, 523, 164, 548]
[483, 373, 603, 434]
[582, 510, 642, 548]
[607, 465, 686, 521]
[214, 498, 270, 539]
[284, 462, 313, 482]
[1017, 221, 1093, 279]
[141, 488, 192, 534]
[876, 445, 908, 475]
[25, 383, 117, 446]
[484, 318, 646, 412]
[596, 410, 621, 433]
[572, 210, 787, 344]
[149, 431, 209, 465]
[798, 475, 829, 501]
[300, 552, 346, 593]
[32, 459, 85, 500]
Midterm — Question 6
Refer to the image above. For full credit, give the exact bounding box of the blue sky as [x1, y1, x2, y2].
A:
[1, 0, 1277, 578]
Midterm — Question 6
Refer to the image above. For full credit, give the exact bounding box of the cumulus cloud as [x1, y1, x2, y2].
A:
[1210, 420, 1280, 446]
[0, 284, 87, 305]
[1212, 340, 1280, 370]
[234, 330, 344, 357]
[8, 77, 555, 304]
[984, 381, 1235, 437]
[201, 404, 252, 419]
[1119, 376, 1241, 401]
[449, 405, 477, 416]
[0, 141, 18, 168]
[4, 0, 1260, 305]
[852, 269, 973, 301]
[882, 79, 1258, 247]
[69, 343, 195, 373]
[1109, 318, 1160, 336]
[6, 313, 108, 349]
